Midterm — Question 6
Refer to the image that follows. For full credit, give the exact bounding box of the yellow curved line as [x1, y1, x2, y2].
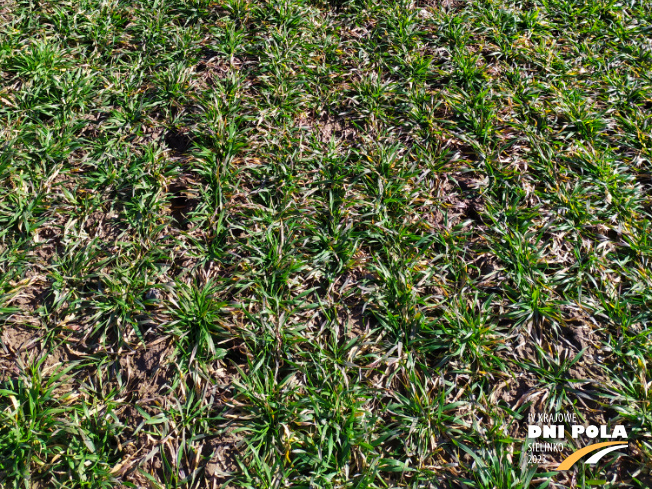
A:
[555, 441, 625, 471]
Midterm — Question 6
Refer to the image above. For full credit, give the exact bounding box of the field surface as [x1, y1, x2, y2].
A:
[1, 0, 652, 487]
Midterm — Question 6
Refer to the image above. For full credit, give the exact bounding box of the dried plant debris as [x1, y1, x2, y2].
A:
[1, 0, 651, 487]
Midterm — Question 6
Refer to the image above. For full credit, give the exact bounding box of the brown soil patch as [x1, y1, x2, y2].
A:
[1, 324, 40, 354]
[0, 324, 73, 382]
[119, 336, 174, 398]
[168, 176, 201, 230]
[204, 433, 240, 487]
[317, 116, 358, 143]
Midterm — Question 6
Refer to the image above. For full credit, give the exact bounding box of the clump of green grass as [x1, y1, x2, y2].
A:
[0, 356, 124, 488]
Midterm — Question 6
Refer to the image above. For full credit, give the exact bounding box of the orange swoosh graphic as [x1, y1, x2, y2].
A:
[555, 441, 626, 471]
